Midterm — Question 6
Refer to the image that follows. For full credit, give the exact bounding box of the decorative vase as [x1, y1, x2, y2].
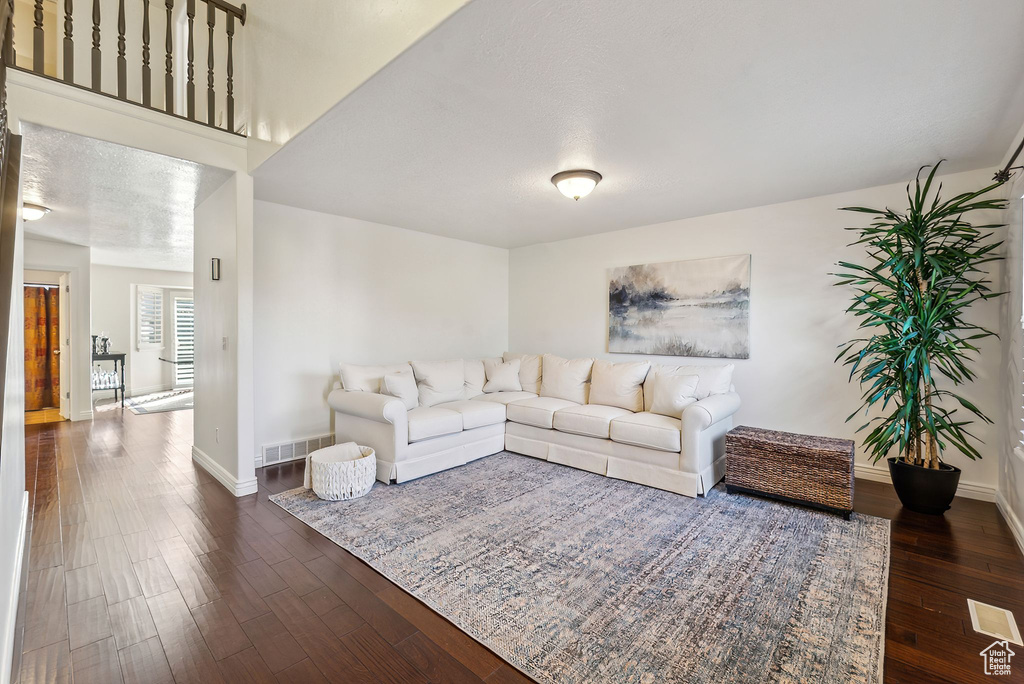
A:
[887, 456, 961, 515]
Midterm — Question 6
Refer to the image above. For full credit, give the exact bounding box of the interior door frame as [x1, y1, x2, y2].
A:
[23, 269, 70, 418]
[57, 272, 70, 419]
[25, 258, 87, 422]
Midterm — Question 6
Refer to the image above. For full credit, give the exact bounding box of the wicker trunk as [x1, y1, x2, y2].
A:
[725, 426, 854, 519]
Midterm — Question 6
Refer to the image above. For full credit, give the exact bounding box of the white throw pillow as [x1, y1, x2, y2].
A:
[649, 374, 699, 418]
[464, 359, 497, 399]
[644, 363, 735, 406]
[411, 359, 466, 407]
[539, 354, 593, 404]
[503, 352, 542, 393]
[381, 372, 419, 410]
[588, 359, 651, 412]
[339, 362, 413, 393]
[483, 359, 522, 393]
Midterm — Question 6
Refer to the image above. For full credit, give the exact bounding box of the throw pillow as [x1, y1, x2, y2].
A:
[539, 354, 593, 404]
[339, 362, 413, 393]
[643, 363, 735, 407]
[503, 352, 542, 393]
[411, 359, 466, 407]
[381, 372, 419, 410]
[588, 359, 651, 411]
[483, 358, 522, 393]
[650, 374, 700, 418]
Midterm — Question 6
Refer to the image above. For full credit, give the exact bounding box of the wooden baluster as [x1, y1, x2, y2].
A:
[116, 0, 126, 99]
[62, 0, 73, 83]
[33, 0, 43, 74]
[91, 0, 100, 91]
[225, 13, 234, 132]
[164, 0, 173, 113]
[141, 0, 150, 106]
[206, 2, 215, 125]
[185, 0, 194, 119]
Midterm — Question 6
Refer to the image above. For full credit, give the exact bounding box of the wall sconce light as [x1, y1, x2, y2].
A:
[211, 258, 221, 281]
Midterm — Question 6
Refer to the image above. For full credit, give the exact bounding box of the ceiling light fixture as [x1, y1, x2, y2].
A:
[22, 203, 51, 221]
[551, 169, 602, 201]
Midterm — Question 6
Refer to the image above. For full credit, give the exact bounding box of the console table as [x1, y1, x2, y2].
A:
[92, 352, 126, 408]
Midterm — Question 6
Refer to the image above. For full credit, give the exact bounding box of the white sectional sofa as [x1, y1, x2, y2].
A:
[327, 353, 741, 497]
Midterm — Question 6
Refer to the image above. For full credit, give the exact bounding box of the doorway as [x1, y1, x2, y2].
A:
[24, 269, 70, 424]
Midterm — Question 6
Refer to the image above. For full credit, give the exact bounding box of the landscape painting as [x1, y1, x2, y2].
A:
[608, 254, 751, 358]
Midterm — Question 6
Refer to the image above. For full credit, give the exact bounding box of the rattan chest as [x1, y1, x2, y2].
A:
[725, 426, 854, 519]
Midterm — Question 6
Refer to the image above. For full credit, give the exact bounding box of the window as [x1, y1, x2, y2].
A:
[173, 295, 195, 387]
[137, 286, 164, 349]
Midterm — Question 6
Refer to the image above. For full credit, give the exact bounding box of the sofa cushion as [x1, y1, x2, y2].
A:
[553, 404, 632, 439]
[644, 364, 734, 405]
[412, 359, 466, 407]
[483, 358, 522, 393]
[649, 374, 699, 418]
[609, 412, 682, 452]
[503, 352, 542, 393]
[339, 362, 412, 393]
[407, 406, 463, 442]
[588, 359, 651, 412]
[381, 372, 419, 410]
[540, 354, 593, 404]
[434, 400, 506, 430]
[507, 396, 580, 429]
[471, 391, 538, 405]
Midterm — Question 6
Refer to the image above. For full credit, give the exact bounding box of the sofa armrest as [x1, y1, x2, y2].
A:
[679, 392, 741, 479]
[682, 392, 741, 432]
[327, 389, 407, 425]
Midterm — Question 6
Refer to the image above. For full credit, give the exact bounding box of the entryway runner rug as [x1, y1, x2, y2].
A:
[271, 452, 889, 683]
[126, 389, 194, 414]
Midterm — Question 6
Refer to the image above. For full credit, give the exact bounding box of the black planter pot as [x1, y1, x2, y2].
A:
[887, 457, 961, 515]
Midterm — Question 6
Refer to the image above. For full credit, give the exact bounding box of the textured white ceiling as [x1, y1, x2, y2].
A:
[253, 0, 1024, 248]
[21, 123, 233, 271]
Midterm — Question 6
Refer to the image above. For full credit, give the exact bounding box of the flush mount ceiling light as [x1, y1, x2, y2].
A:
[551, 169, 602, 201]
[22, 203, 51, 221]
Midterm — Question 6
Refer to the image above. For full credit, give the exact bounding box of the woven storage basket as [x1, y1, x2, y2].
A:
[310, 445, 376, 501]
[725, 426, 854, 518]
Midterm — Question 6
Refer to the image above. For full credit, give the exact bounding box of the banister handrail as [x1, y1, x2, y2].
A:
[204, 0, 245, 25]
[11, 0, 247, 135]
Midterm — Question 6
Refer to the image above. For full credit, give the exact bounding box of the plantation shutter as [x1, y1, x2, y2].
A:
[173, 296, 195, 386]
[137, 286, 164, 349]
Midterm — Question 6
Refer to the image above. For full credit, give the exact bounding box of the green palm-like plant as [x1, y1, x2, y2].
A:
[834, 162, 1008, 469]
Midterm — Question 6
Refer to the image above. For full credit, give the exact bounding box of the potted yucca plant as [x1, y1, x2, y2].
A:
[834, 162, 1007, 514]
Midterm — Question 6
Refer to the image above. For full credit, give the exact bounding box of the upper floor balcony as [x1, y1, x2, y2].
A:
[7, 0, 246, 136]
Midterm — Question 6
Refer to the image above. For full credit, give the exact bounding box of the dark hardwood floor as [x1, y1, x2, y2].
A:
[10, 406, 1024, 683]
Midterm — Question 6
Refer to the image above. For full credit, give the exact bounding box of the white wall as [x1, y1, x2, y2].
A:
[0, 190, 26, 684]
[24, 239, 92, 421]
[194, 174, 256, 496]
[243, 0, 469, 168]
[253, 200, 509, 451]
[509, 167, 1005, 498]
[90, 265, 193, 397]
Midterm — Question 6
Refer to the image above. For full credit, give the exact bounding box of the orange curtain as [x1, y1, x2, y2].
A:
[24, 286, 60, 411]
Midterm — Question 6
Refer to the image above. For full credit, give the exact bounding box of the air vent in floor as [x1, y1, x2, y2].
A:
[968, 599, 1022, 646]
[259, 434, 335, 467]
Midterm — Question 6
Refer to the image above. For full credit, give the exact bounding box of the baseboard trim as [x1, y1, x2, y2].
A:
[855, 462, 996, 502]
[996, 491, 1024, 557]
[191, 446, 258, 497]
[72, 409, 93, 422]
[127, 384, 175, 398]
[1, 492, 29, 684]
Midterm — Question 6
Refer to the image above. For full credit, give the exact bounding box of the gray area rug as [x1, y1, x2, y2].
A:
[270, 452, 889, 683]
